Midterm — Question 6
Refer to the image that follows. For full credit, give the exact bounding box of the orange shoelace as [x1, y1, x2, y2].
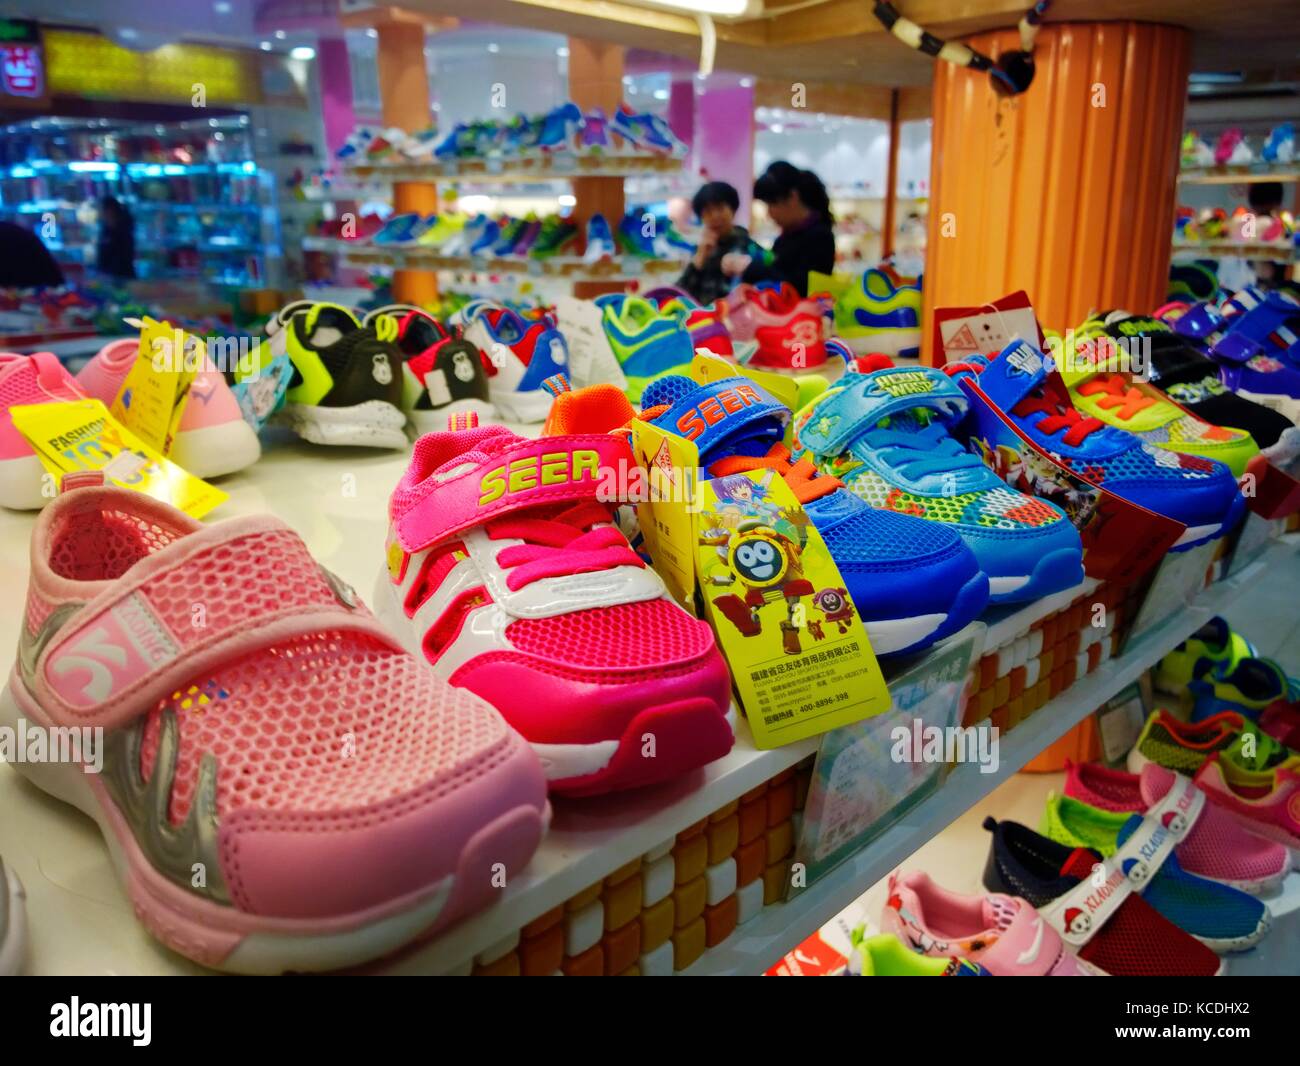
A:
[1077, 374, 1158, 421]
[708, 444, 842, 504]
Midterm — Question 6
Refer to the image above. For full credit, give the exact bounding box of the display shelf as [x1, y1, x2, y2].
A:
[384, 536, 1292, 975]
[1172, 239, 1295, 262]
[678, 536, 1295, 975]
[302, 236, 686, 280]
[1178, 165, 1300, 185]
[343, 154, 681, 184]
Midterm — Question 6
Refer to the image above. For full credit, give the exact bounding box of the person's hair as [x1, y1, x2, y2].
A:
[753, 161, 833, 222]
[1248, 181, 1284, 213]
[100, 196, 127, 224]
[692, 181, 740, 217]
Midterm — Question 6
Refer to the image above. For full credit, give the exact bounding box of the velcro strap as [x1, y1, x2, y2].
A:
[395, 434, 635, 552]
[651, 376, 788, 463]
[1172, 303, 1225, 342]
[973, 340, 1052, 412]
[795, 367, 966, 458]
[36, 515, 394, 730]
[1041, 775, 1204, 950]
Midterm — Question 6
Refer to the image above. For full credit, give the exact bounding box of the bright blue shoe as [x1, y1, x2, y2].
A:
[601, 296, 694, 400]
[617, 212, 657, 258]
[1206, 291, 1300, 420]
[791, 362, 1083, 604]
[583, 213, 616, 263]
[372, 213, 426, 245]
[468, 219, 501, 256]
[946, 341, 1246, 551]
[434, 122, 471, 160]
[1262, 121, 1295, 164]
[537, 102, 583, 152]
[640, 374, 989, 657]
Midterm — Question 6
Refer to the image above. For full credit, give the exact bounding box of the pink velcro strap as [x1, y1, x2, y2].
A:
[35, 515, 398, 730]
[396, 434, 635, 552]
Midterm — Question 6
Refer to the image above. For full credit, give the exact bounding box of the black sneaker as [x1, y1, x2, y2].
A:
[365, 304, 495, 434]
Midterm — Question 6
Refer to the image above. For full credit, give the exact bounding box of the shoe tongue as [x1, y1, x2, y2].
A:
[644, 375, 788, 466]
[1138, 763, 1176, 807]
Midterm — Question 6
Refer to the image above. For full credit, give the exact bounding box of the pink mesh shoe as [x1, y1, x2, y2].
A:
[4, 478, 548, 973]
[77, 338, 261, 479]
[881, 870, 1101, 976]
[376, 424, 735, 796]
[1194, 755, 1300, 864]
[0, 351, 84, 510]
[1063, 760, 1289, 896]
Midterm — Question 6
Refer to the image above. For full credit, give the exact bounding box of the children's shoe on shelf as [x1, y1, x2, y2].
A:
[1262, 122, 1296, 165]
[981, 817, 1224, 976]
[4, 479, 548, 972]
[583, 213, 617, 263]
[1040, 789, 1272, 953]
[463, 307, 570, 422]
[77, 338, 261, 480]
[1156, 615, 1259, 693]
[1194, 757, 1300, 862]
[722, 283, 828, 370]
[641, 374, 989, 656]
[376, 425, 735, 795]
[947, 341, 1246, 550]
[881, 870, 1099, 975]
[536, 101, 583, 152]
[415, 212, 467, 249]
[260, 302, 408, 448]
[841, 930, 990, 976]
[831, 267, 922, 357]
[792, 361, 1082, 604]
[0, 351, 86, 510]
[1063, 761, 1289, 896]
[601, 296, 695, 402]
[527, 215, 580, 259]
[369, 305, 494, 432]
[1129, 708, 1298, 779]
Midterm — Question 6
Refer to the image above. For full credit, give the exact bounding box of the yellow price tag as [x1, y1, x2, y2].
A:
[11, 399, 227, 519]
[628, 417, 702, 607]
[110, 317, 201, 456]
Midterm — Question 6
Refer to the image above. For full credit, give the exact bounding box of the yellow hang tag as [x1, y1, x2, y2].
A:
[110, 318, 201, 456]
[628, 417, 701, 607]
[11, 399, 227, 519]
[694, 470, 891, 749]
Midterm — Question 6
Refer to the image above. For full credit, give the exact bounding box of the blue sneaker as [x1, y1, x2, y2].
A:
[537, 102, 583, 152]
[640, 374, 989, 657]
[1204, 291, 1300, 420]
[946, 341, 1246, 551]
[1262, 121, 1295, 165]
[791, 362, 1083, 604]
[371, 213, 427, 245]
[601, 296, 694, 401]
[617, 212, 657, 258]
[468, 219, 501, 256]
[583, 213, 616, 263]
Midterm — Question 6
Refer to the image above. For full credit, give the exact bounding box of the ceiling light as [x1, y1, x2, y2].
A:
[275, 30, 287, 40]
[291, 46, 316, 60]
[260, 41, 272, 51]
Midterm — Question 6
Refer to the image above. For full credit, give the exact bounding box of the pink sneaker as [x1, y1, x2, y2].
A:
[1194, 755, 1300, 865]
[4, 478, 548, 972]
[881, 870, 1100, 976]
[375, 424, 736, 796]
[77, 338, 261, 479]
[1064, 760, 1289, 896]
[0, 352, 84, 510]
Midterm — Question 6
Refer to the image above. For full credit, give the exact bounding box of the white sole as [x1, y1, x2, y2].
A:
[407, 398, 498, 435]
[1193, 910, 1272, 955]
[843, 329, 921, 357]
[0, 453, 51, 511]
[863, 612, 947, 656]
[279, 401, 409, 449]
[1237, 389, 1300, 426]
[1172, 521, 1221, 548]
[169, 420, 262, 479]
[0, 861, 26, 977]
[988, 574, 1031, 597]
[489, 387, 555, 424]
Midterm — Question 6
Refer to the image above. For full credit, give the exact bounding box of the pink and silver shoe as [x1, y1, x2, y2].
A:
[77, 338, 261, 480]
[0, 351, 84, 510]
[881, 870, 1102, 976]
[1064, 760, 1289, 896]
[376, 423, 735, 796]
[5, 478, 547, 972]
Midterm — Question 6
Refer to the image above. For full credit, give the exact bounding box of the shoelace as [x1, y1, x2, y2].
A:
[1077, 374, 1158, 420]
[488, 501, 643, 591]
[1012, 391, 1106, 448]
[708, 444, 842, 505]
[858, 418, 990, 488]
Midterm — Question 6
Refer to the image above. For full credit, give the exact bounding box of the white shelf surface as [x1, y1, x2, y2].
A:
[680, 538, 1294, 975]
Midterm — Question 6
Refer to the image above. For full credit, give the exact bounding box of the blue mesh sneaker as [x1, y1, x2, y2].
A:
[791, 361, 1083, 604]
[947, 340, 1245, 551]
[641, 375, 989, 656]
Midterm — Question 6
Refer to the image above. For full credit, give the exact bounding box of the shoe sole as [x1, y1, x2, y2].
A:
[1191, 909, 1272, 954]
[868, 567, 989, 657]
[407, 398, 497, 435]
[0, 861, 26, 976]
[987, 547, 1085, 605]
[0, 453, 49, 511]
[1170, 491, 1248, 552]
[1, 673, 548, 974]
[279, 400, 408, 449]
[169, 420, 263, 479]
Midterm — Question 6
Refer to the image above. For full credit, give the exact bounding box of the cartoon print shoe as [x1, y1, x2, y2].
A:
[880, 870, 1099, 976]
[791, 360, 1083, 604]
[640, 374, 989, 657]
[376, 424, 735, 796]
[0, 351, 85, 510]
[4, 477, 548, 973]
[841, 930, 990, 976]
[1063, 761, 1289, 896]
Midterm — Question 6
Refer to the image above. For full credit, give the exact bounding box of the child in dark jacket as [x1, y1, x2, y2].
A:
[677, 181, 763, 305]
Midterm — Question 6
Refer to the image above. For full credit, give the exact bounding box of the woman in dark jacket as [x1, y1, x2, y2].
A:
[96, 196, 136, 280]
[722, 161, 835, 296]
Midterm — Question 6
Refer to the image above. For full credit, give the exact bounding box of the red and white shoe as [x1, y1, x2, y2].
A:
[375, 423, 735, 795]
[722, 283, 829, 370]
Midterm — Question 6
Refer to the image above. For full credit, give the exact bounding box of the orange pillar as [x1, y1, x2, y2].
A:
[376, 18, 438, 305]
[923, 22, 1192, 363]
[568, 37, 625, 299]
[881, 89, 900, 260]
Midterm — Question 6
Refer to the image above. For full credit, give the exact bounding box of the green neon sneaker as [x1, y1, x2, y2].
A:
[1128, 709, 1297, 780]
[843, 930, 990, 976]
[528, 215, 580, 260]
[600, 295, 695, 402]
[814, 267, 921, 358]
[1155, 616, 1258, 694]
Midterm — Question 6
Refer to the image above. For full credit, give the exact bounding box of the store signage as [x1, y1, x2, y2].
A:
[0, 19, 44, 101]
